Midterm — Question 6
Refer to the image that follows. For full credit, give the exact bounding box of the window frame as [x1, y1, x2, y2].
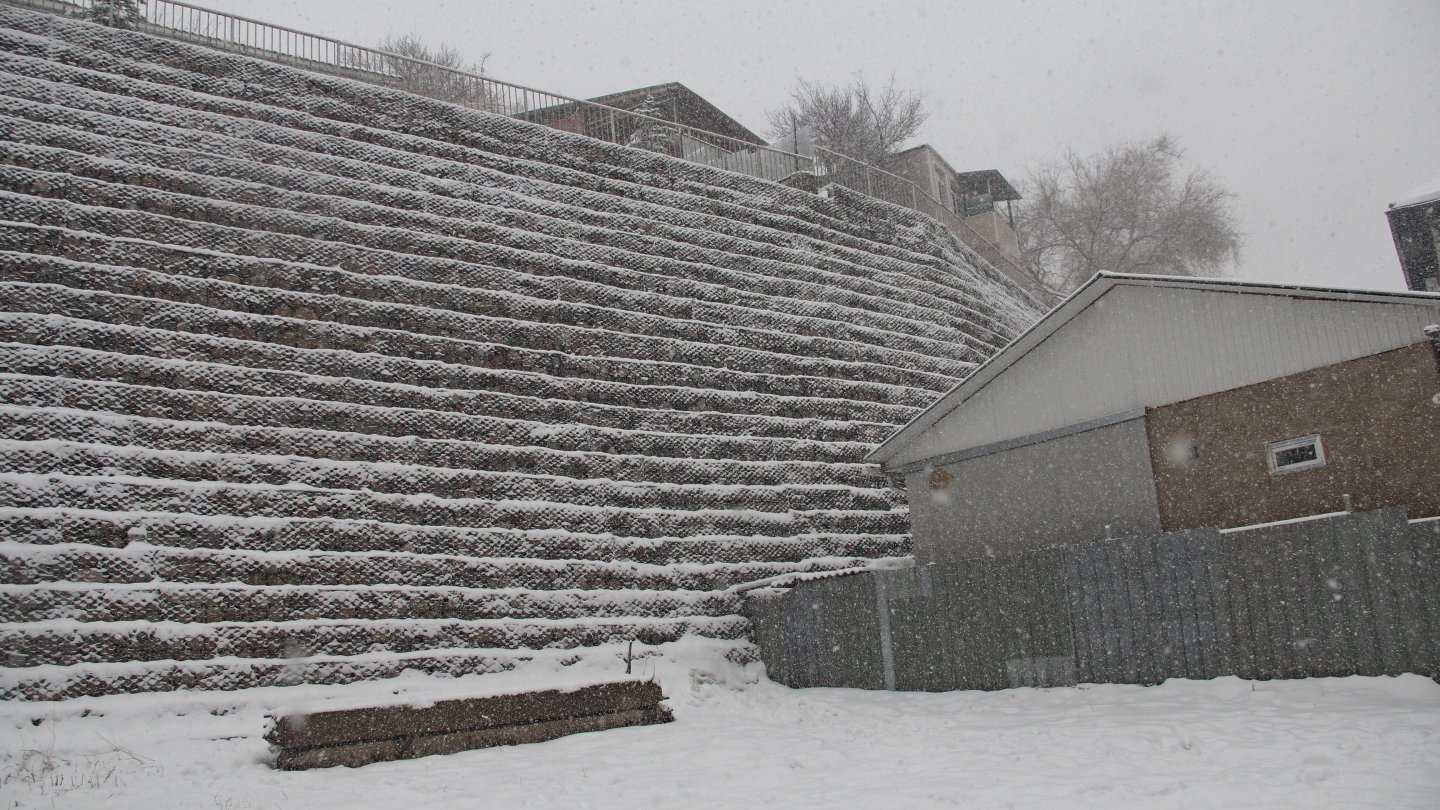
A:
[1266, 433, 1326, 475]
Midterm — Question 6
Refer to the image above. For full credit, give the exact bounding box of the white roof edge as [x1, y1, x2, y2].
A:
[865, 272, 1118, 467]
[1083, 271, 1440, 302]
[1390, 175, 1440, 210]
[865, 272, 1440, 468]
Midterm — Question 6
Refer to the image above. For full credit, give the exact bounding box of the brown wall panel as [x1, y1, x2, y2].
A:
[1146, 342, 1440, 530]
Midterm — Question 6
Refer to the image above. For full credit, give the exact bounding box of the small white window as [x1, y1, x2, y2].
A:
[1267, 434, 1325, 475]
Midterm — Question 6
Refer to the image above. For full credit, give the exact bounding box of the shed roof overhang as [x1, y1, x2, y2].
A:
[954, 169, 1021, 202]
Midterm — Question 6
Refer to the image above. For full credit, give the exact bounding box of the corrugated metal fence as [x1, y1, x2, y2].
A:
[747, 508, 1440, 690]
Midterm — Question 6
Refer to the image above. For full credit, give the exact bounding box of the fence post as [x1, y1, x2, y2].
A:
[873, 575, 896, 690]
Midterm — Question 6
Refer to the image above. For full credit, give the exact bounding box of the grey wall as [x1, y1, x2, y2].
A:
[748, 508, 1440, 692]
[908, 417, 1162, 565]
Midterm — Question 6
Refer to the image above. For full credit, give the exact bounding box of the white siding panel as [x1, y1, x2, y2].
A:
[890, 287, 1440, 468]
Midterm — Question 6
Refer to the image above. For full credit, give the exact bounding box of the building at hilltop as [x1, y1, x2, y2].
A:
[519, 81, 765, 161]
[528, 81, 1044, 299]
[1388, 177, 1440, 292]
[868, 273, 1440, 564]
[587, 82, 766, 147]
[890, 145, 1023, 270]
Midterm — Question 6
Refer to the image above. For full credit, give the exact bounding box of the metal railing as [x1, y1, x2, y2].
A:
[814, 147, 1046, 299]
[6, 0, 1042, 295]
[7, 0, 814, 181]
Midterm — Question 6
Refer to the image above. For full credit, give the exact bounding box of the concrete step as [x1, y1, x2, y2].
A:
[0, 246, 960, 392]
[0, 325, 918, 431]
[0, 359, 881, 464]
[0, 540, 870, 592]
[0, 335, 904, 446]
[0, 160, 995, 354]
[0, 220, 977, 378]
[0, 640, 758, 701]
[0, 118, 1015, 349]
[0, 84, 1017, 326]
[0, 472, 911, 538]
[0, 275, 941, 407]
[0, 614, 750, 667]
[0, 14, 995, 273]
[0, 196, 984, 368]
[0, 438, 902, 514]
[0, 395, 889, 490]
[0, 582, 744, 623]
[0, 507, 911, 566]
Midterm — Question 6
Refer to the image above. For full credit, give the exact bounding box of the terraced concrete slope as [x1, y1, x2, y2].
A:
[0, 6, 1044, 700]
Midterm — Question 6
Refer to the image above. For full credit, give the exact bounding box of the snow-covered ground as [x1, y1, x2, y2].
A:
[3, 641, 1438, 809]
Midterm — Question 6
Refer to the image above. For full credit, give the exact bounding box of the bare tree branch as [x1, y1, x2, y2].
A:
[1017, 135, 1242, 294]
[367, 35, 501, 112]
[83, 0, 145, 28]
[765, 74, 927, 166]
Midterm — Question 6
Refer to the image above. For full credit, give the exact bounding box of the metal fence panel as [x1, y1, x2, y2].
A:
[749, 508, 1438, 692]
[1065, 530, 1226, 685]
[746, 573, 886, 690]
[1407, 519, 1440, 672]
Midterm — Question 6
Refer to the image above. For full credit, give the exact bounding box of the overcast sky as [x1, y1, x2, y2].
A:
[206, 0, 1440, 291]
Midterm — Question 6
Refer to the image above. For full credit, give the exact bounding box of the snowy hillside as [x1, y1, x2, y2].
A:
[0, 6, 1044, 700]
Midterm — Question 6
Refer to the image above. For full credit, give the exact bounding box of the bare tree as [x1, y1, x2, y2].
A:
[626, 93, 676, 154]
[83, 0, 145, 29]
[766, 75, 927, 167]
[1017, 135, 1242, 295]
[370, 35, 500, 112]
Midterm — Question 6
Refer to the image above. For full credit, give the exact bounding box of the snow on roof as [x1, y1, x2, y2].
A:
[1390, 174, 1440, 209]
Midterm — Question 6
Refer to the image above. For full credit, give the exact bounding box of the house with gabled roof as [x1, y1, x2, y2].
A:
[869, 272, 1440, 565]
[585, 82, 766, 146]
[518, 81, 766, 159]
